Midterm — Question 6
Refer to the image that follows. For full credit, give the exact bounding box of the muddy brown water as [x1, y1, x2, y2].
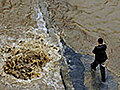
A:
[0, 0, 66, 89]
[0, 0, 120, 89]
[45, 0, 120, 78]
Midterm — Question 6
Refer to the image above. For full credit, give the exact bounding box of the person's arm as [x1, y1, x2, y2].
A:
[92, 46, 97, 54]
[103, 44, 107, 51]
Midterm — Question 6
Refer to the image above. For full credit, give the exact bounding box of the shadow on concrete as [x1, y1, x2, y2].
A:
[60, 37, 118, 90]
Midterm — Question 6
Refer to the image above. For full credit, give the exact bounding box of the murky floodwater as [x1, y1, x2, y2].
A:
[0, 0, 120, 89]
[0, 0, 65, 89]
[41, 0, 120, 89]
[44, 0, 120, 78]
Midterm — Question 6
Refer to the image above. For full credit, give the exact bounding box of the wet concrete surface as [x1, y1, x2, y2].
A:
[60, 37, 85, 90]
[61, 37, 118, 90]
[81, 55, 118, 90]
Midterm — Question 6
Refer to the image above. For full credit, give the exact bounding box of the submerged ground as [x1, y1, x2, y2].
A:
[43, 0, 120, 88]
[44, 0, 120, 77]
[0, 0, 120, 89]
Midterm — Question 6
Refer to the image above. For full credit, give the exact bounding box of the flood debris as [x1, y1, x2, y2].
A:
[1, 30, 60, 80]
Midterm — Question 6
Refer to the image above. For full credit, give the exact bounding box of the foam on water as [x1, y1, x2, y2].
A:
[34, 3, 47, 33]
[0, 0, 65, 89]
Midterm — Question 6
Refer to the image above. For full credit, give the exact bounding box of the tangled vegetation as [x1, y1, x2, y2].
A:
[1, 31, 59, 80]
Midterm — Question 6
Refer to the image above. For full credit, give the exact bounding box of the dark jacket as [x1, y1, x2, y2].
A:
[92, 44, 108, 63]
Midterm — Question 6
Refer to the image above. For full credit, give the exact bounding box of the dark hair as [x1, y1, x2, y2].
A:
[98, 38, 103, 44]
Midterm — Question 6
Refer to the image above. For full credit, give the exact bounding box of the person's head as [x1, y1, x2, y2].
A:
[98, 38, 103, 44]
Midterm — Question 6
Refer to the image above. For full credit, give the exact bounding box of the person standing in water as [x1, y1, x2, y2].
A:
[91, 38, 108, 82]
